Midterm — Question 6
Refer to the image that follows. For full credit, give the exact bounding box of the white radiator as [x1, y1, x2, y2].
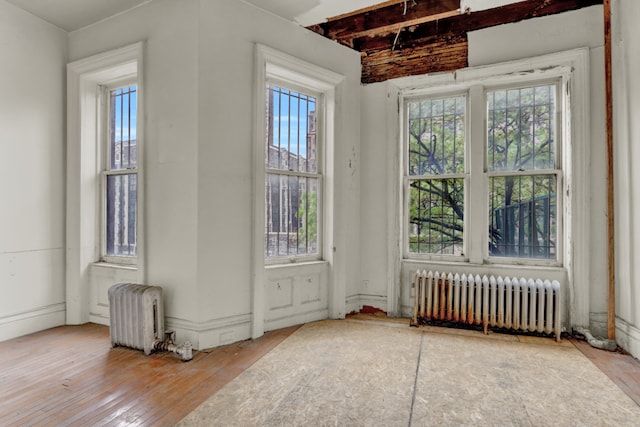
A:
[411, 270, 562, 342]
[108, 283, 164, 355]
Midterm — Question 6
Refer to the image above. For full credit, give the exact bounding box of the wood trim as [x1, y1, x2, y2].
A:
[604, 0, 615, 341]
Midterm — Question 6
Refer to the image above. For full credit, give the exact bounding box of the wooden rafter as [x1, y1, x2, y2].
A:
[309, 0, 460, 46]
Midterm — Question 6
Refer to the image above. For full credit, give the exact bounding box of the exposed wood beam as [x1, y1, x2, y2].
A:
[604, 0, 615, 341]
[307, 0, 603, 84]
[354, 0, 602, 54]
[340, 9, 461, 41]
[362, 32, 467, 84]
[310, 0, 460, 44]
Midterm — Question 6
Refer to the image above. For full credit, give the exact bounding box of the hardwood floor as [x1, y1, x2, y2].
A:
[0, 323, 299, 426]
[1, 321, 639, 426]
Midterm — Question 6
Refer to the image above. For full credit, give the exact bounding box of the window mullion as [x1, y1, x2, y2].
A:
[467, 85, 486, 264]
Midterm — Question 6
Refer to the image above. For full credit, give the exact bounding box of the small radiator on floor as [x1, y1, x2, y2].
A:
[108, 283, 164, 356]
[411, 270, 562, 342]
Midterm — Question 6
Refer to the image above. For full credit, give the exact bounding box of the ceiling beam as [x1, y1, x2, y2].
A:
[309, 0, 460, 46]
[355, 0, 602, 53]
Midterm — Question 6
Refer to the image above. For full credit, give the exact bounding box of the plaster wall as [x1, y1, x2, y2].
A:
[68, 0, 360, 349]
[68, 0, 200, 340]
[468, 5, 607, 335]
[612, 0, 640, 358]
[0, 1, 67, 341]
[359, 6, 606, 331]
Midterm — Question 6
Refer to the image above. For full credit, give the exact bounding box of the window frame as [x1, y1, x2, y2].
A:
[99, 78, 139, 265]
[483, 80, 563, 264]
[402, 90, 470, 262]
[264, 78, 324, 264]
[401, 78, 566, 267]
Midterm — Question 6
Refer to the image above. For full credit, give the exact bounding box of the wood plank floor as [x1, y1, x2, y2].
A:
[1, 321, 639, 426]
[0, 323, 299, 426]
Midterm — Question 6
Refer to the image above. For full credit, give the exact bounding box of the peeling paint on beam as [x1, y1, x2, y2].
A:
[361, 33, 468, 84]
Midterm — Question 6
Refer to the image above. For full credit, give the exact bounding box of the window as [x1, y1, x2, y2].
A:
[487, 84, 558, 259]
[264, 84, 321, 260]
[404, 81, 561, 263]
[103, 84, 138, 262]
[406, 95, 466, 255]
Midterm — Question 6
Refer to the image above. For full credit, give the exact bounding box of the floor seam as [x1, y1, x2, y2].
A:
[408, 331, 425, 427]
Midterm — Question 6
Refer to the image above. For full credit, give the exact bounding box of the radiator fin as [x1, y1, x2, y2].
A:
[411, 270, 561, 342]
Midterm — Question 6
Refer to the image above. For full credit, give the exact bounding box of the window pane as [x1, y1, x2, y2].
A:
[408, 178, 464, 255]
[407, 96, 465, 176]
[265, 85, 317, 173]
[110, 85, 137, 170]
[265, 174, 318, 258]
[487, 84, 555, 172]
[489, 175, 556, 259]
[106, 173, 137, 257]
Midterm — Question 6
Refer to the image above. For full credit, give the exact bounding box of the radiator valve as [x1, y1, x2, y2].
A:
[154, 330, 193, 362]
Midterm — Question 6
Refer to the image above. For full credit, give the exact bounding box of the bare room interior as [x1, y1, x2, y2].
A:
[2, 0, 640, 425]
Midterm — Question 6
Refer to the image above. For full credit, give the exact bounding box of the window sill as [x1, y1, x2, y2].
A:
[266, 260, 328, 270]
[91, 261, 138, 271]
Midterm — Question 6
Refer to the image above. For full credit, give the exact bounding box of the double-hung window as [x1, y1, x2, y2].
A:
[102, 83, 138, 263]
[487, 84, 559, 259]
[404, 80, 561, 263]
[264, 83, 321, 261]
[406, 95, 466, 256]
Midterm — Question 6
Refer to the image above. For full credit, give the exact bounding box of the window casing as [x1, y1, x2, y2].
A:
[264, 81, 323, 263]
[403, 80, 563, 266]
[101, 82, 138, 264]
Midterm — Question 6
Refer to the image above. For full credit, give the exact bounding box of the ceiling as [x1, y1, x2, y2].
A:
[5, 0, 524, 32]
[5, 0, 154, 32]
[5, 0, 385, 32]
[6, 0, 600, 84]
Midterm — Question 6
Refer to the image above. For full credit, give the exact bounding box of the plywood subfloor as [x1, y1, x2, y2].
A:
[180, 319, 640, 426]
[1, 318, 640, 426]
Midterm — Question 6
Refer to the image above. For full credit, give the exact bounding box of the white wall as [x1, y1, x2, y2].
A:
[68, 0, 360, 349]
[613, 0, 640, 358]
[0, 1, 67, 341]
[359, 6, 606, 332]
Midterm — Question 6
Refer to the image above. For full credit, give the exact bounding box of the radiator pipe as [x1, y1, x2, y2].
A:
[154, 330, 193, 362]
[573, 327, 617, 352]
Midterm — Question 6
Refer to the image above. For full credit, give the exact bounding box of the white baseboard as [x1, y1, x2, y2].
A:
[166, 313, 253, 350]
[0, 303, 66, 343]
[615, 317, 640, 359]
[264, 308, 329, 333]
[345, 294, 388, 314]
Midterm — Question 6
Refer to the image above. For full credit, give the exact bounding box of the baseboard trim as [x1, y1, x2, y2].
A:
[264, 308, 329, 333]
[615, 317, 640, 359]
[346, 294, 388, 314]
[165, 313, 253, 350]
[0, 303, 66, 342]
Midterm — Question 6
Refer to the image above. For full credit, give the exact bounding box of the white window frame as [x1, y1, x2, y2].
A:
[67, 42, 144, 324]
[251, 44, 344, 339]
[483, 79, 563, 265]
[402, 90, 470, 263]
[397, 53, 584, 269]
[263, 79, 324, 264]
[100, 79, 139, 265]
